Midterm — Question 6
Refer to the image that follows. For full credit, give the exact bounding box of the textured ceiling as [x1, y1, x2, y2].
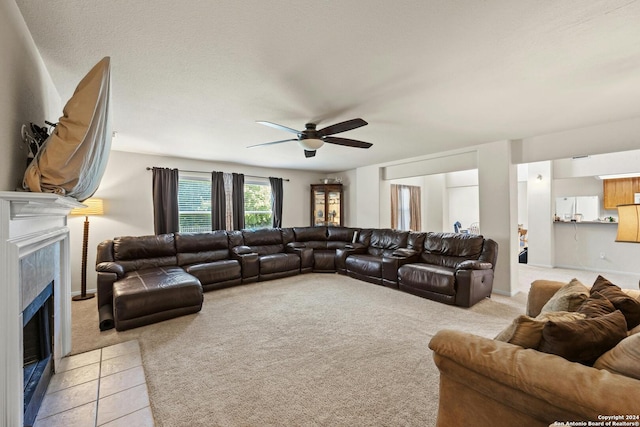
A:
[15, 0, 640, 172]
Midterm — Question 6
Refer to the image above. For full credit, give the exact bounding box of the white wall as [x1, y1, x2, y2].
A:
[513, 117, 640, 164]
[526, 161, 554, 268]
[444, 169, 478, 232]
[554, 222, 634, 274]
[553, 150, 640, 180]
[0, 0, 61, 191]
[423, 174, 445, 232]
[478, 141, 518, 296]
[339, 168, 358, 227]
[354, 165, 381, 228]
[73, 150, 326, 295]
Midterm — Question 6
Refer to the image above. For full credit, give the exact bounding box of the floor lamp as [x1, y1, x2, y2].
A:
[70, 198, 104, 301]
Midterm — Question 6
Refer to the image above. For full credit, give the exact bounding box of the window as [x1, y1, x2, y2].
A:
[178, 175, 211, 232]
[397, 185, 411, 231]
[391, 184, 421, 231]
[244, 180, 272, 229]
[178, 175, 273, 232]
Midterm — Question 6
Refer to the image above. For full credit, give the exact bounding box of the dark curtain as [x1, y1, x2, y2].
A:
[211, 171, 225, 230]
[232, 173, 245, 230]
[152, 167, 179, 235]
[269, 177, 283, 227]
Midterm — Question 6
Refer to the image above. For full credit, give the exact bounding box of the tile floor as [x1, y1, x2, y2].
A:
[34, 340, 155, 427]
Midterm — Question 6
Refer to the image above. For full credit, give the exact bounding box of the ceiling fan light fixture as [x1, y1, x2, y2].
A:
[298, 138, 324, 150]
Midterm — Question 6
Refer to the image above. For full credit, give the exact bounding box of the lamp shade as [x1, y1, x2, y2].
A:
[70, 198, 104, 216]
[616, 204, 640, 242]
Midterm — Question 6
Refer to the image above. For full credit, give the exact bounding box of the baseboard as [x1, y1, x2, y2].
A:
[553, 264, 640, 277]
[523, 263, 555, 269]
[492, 288, 519, 297]
[70, 288, 97, 297]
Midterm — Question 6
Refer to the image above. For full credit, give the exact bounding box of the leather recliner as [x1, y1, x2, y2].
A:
[338, 228, 411, 286]
[397, 232, 498, 307]
[289, 226, 359, 272]
[236, 228, 303, 281]
[175, 231, 242, 291]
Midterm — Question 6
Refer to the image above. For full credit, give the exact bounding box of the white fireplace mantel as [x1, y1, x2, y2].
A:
[0, 191, 83, 427]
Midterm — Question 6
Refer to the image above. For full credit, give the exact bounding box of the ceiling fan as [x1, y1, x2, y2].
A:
[248, 118, 372, 158]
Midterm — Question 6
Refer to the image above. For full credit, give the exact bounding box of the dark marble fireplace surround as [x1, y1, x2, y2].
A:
[22, 281, 54, 427]
[19, 237, 61, 426]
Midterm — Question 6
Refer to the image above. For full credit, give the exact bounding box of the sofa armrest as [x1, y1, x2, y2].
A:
[96, 261, 125, 278]
[232, 245, 256, 256]
[526, 280, 566, 317]
[335, 245, 367, 273]
[456, 260, 492, 270]
[287, 242, 306, 249]
[286, 245, 313, 272]
[429, 330, 640, 426]
[382, 252, 419, 287]
[391, 248, 418, 258]
[454, 268, 494, 307]
[231, 246, 259, 282]
[344, 242, 366, 250]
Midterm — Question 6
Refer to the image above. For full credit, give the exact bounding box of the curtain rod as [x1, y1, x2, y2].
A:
[145, 167, 290, 182]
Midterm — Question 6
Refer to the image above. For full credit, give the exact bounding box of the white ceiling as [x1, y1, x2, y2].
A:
[15, 0, 640, 173]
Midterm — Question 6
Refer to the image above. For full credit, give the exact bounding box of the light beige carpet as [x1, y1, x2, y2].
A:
[71, 273, 526, 426]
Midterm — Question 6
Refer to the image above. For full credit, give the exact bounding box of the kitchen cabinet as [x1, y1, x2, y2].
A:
[603, 177, 640, 209]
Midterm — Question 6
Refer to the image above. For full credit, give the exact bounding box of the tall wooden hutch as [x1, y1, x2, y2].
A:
[311, 183, 343, 226]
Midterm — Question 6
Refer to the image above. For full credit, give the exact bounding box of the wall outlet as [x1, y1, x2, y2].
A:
[599, 252, 606, 259]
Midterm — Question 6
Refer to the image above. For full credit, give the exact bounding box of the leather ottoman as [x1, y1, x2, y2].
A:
[112, 266, 203, 331]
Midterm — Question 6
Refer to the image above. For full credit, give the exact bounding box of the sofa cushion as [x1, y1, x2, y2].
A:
[420, 233, 485, 269]
[539, 278, 589, 314]
[327, 227, 359, 243]
[242, 228, 283, 246]
[183, 260, 241, 285]
[576, 291, 617, 318]
[591, 275, 640, 329]
[114, 234, 175, 260]
[112, 234, 178, 274]
[367, 229, 409, 257]
[398, 264, 456, 296]
[346, 254, 383, 277]
[538, 310, 628, 365]
[593, 333, 640, 380]
[259, 253, 300, 274]
[293, 226, 327, 242]
[424, 232, 484, 257]
[494, 311, 586, 349]
[175, 231, 230, 266]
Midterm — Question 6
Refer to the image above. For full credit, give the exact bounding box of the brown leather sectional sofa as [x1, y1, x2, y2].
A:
[95, 226, 498, 331]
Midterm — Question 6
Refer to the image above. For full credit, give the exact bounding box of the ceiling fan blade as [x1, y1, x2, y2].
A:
[246, 138, 298, 148]
[317, 118, 368, 137]
[323, 136, 373, 149]
[256, 121, 300, 135]
[304, 150, 316, 158]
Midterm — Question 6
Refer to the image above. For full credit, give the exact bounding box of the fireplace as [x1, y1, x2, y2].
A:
[22, 282, 54, 427]
[0, 192, 82, 427]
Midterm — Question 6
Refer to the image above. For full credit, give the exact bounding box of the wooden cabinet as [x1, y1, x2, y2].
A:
[311, 184, 343, 226]
[603, 178, 640, 209]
